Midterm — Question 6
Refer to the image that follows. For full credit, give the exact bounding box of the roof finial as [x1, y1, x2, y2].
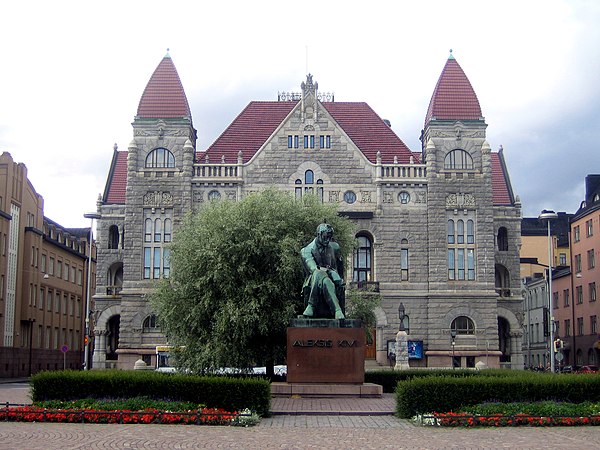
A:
[448, 49, 455, 60]
[165, 48, 171, 58]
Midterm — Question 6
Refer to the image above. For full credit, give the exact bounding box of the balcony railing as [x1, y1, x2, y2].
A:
[106, 286, 122, 296]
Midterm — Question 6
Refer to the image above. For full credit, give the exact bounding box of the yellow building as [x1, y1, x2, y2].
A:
[0, 152, 96, 377]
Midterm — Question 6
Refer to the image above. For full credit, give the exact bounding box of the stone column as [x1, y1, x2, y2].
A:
[92, 330, 107, 369]
[394, 330, 410, 370]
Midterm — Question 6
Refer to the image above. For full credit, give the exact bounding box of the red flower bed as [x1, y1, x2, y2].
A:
[0, 406, 236, 425]
[429, 412, 600, 427]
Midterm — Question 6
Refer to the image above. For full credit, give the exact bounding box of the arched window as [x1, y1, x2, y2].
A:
[444, 149, 473, 170]
[457, 220, 465, 244]
[353, 233, 373, 282]
[145, 148, 175, 168]
[497, 227, 508, 251]
[143, 314, 159, 331]
[164, 219, 172, 243]
[108, 225, 119, 249]
[317, 179, 324, 202]
[451, 316, 475, 335]
[295, 170, 325, 200]
[154, 219, 162, 242]
[447, 220, 455, 244]
[495, 263, 510, 297]
[144, 219, 152, 243]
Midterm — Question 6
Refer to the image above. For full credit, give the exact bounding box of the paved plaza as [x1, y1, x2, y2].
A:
[1, 383, 600, 449]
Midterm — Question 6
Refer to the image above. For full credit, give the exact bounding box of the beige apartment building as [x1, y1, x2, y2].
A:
[0, 152, 95, 377]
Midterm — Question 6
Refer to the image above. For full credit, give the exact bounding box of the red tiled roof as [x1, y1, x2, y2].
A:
[322, 102, 416, 164]
[104, 151, 128, 204]
[136, 55, 191, 119]
[491, 152, 513, 206]
[200, 101, 297, 163]
[424, 56, 482, 126]
[199, 101, 416, 164]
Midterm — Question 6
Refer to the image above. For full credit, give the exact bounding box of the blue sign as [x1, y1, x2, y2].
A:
[407, 340, 423, 359]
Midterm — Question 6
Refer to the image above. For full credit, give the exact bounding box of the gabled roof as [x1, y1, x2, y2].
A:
[199, 101, 297, 163]
[491, 151, 513, 206]
[199, 100, 416, 164]
[424, 54, 482, 127]
[136, 55, 191, 120]
[322, 102, 415, 164]
[103, 150, 128, 204]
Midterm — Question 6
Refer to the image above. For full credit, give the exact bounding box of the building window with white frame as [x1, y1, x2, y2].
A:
[353, 234, 373, 283]
[447, 215, 476, 281]
[142, 209, 173, 280]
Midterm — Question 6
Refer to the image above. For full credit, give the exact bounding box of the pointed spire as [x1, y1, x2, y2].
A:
[136, 55, 191, 120]
[424, 55, 482, 127]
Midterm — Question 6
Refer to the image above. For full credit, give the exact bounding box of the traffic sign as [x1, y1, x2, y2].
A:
[555, 351, 564, 362]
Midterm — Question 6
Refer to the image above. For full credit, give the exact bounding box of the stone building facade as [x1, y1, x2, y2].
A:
[93, 52, 523, 370]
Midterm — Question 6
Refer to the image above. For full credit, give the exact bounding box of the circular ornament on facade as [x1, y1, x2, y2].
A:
[208, 190, 221, 201]
[398, 191, 410, 204]
[343, 190, 357, 204]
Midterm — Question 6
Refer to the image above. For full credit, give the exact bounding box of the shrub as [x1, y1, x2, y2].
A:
[31, 370, 271, 417]
[396, 373, 600, 418]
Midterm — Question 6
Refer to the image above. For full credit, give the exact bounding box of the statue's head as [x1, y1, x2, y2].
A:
[316, 223, 334, 246]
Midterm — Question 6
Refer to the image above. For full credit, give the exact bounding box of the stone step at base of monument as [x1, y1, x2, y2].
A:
[271, 382, 382, 398]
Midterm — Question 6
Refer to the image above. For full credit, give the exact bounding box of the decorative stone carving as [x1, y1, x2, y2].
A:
[143, 191, 174, 207]
[226, 190, 237, 201]
[383, 191, 394, 203]
[360, 191, 373, 203]
[328, 191, 340, 203]
[446, 193, 475, 208]
[193, 191, 204, 203]
[415, 191, 427, 204]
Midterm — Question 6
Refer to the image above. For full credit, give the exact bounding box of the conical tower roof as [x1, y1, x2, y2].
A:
[424, 53, 482, 127]
[136, 54, 192, 120]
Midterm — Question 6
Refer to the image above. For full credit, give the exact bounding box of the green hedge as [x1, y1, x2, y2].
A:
[30, 370, 271, 417]
[365, 368, 520, 393]
[396, 373, 600, 418]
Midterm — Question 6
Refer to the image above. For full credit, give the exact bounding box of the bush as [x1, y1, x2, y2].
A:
[396, 372, 600, 418]
[365, 368, 518, 393]
[31, 370, 271, 417]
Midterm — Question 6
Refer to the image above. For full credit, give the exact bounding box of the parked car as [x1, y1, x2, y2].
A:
[560, 365, 573, 373]
[577, 365, 598, 373]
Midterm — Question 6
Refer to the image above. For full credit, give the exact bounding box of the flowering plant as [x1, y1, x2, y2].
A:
[415, 411, 600, 427]
[0, 406, 254, 426]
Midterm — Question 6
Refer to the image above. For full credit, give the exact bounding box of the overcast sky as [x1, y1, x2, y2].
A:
[1, 0, 599, 228]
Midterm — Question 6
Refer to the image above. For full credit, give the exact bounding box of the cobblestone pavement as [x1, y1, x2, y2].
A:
[2, 383, 600, 449]
[1, 421, 600, 449]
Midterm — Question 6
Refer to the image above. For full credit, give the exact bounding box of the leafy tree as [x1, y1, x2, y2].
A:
[151, 189, 355, 376]
[344, 289, 381, 344]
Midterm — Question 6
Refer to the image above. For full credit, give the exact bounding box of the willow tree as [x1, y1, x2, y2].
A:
[151, 189, 354, 376]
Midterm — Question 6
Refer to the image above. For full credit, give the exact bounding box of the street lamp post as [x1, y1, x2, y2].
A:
[450, 329, 457, 369]
[83, 212, 101, 371]
[539, 209, 558, 373]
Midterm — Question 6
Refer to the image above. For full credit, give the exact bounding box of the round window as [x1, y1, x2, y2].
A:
[208, 190, 221, 201]
[398, 191, 410, 204]
[344, 190, 357, 204]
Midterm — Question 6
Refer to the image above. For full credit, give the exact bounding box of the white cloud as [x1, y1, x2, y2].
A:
[1, 0, 599, 226]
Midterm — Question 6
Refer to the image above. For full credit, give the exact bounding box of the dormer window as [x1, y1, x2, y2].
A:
[146, 148, 175, 168]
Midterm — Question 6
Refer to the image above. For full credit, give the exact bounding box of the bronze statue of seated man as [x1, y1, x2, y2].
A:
[300, 223, 345, 319]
